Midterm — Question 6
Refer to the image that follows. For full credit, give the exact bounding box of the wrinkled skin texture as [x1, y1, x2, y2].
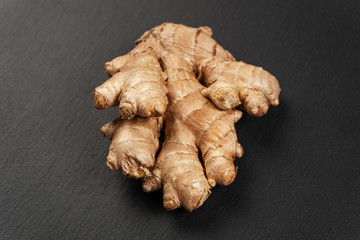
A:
[94, 23, 280, 211]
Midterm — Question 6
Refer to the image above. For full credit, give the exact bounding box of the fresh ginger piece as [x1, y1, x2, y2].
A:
[94, 23, 281, 211]
[142, 54, 243, 211]
[101, 116, 163, 178]
[94, 46, 168, 119]
[199, 59, 280, 116]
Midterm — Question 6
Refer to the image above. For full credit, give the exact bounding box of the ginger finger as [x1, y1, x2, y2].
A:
[94, 47, 168, 119]
[199, 59, 280, 116]
[105, 55, 129, 76]
[102, 116, 163, 178]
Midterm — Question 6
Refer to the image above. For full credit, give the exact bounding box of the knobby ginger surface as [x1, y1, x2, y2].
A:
[94, 23, 281, 211]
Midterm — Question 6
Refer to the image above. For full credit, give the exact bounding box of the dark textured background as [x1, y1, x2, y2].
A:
[1, 0, 360, 239]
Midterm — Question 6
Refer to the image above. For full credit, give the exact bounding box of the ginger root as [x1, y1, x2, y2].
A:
[94, 23, 280, 211]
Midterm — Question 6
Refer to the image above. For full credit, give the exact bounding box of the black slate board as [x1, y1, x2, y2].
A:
[1, 0, 360, 239]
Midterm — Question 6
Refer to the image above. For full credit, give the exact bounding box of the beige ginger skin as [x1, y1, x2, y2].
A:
[94, 23, 281, 211]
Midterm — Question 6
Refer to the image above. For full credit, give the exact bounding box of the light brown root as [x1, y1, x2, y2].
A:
[199, 58, 280, 116]
[95, 23, 281, 211]
[103, 116, 162, 178]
